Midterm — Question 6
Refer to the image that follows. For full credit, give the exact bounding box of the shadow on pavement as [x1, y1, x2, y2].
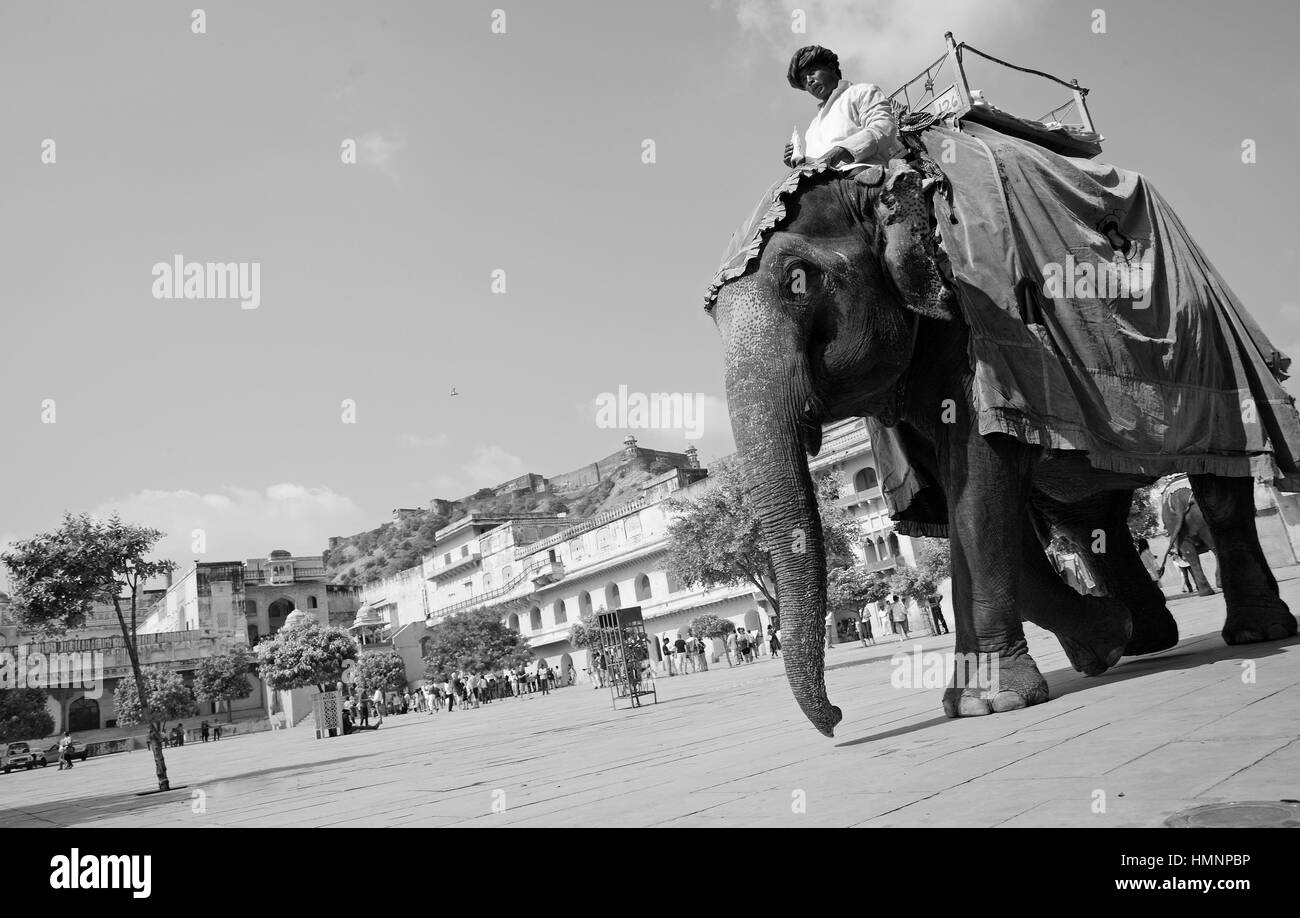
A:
[0, 752, 376, 828]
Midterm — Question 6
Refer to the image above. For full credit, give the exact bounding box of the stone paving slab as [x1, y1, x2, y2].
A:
[0, 568, 1296, 827]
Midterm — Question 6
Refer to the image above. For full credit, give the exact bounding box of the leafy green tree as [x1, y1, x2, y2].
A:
[421, 608, 532, 680]
[257, 621, 358, 693]
[0, 689, 55, 743]
[664, 463, 858, 618]
[690, 613, 737, 666]
[113, 666, 198, 729]
[352, 650, 409, 695]
[2, 513, 178, 790]
[192, 648, 254, 722]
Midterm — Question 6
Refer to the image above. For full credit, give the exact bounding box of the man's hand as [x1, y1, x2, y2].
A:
[783, 142, 804, 168]
[815, 146, 853, 167]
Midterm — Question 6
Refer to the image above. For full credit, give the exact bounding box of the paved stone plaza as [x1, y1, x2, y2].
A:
[1, 569, 1296, 828]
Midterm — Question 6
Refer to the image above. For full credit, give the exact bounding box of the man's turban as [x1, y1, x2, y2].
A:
[787, 45, 840, 89]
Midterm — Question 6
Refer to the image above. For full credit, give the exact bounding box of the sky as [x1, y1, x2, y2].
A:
[1, 0, 1297, 579]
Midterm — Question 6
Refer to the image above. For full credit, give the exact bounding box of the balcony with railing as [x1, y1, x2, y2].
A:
[430, 549, 482, 582]
[243, 566, 327, 584]
[6, 630, 240, 679]
[428, 556, 558, 620]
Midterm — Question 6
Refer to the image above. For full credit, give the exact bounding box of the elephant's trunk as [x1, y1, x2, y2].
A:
[720, 290, 841, 737]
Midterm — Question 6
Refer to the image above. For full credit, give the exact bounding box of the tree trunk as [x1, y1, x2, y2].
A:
[113, 596, 169, 791]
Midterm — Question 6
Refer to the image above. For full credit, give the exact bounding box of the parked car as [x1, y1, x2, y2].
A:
[1, 742, 48, 773]
[44, 740, 89, 763]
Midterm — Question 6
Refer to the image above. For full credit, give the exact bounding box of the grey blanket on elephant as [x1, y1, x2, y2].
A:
[707, 123, 1300, 535]
[912, 122, 1300, 494]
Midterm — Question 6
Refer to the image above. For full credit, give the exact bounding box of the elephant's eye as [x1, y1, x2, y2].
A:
[782, 261, 822, 300]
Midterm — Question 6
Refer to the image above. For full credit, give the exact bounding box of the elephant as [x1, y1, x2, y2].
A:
[704, 151, 1299, 738]
[1158, 480, 1218, 596]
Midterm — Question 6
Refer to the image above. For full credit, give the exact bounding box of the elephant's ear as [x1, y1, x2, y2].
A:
[860, 160, 956, 321]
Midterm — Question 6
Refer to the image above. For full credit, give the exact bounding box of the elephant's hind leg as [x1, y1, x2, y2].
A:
[1189, 474, 1298, 644]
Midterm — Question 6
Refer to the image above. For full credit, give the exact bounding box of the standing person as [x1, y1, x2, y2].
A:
[1136, 537, 1161, 581]
[359, 695, 370, 727]
[889, 594, 910, 642]
[859, 610, 874, 646]
[443, 679, 455, 712]
[928, 594, 950, 635]
[58, 731, 74, 770]
[662, 637, 676, 676]
[538, 661, 551, 695]
[673, 634, 689, 673]
[371, 687, 385, 720]
[213, 723, 223, 741]
[768, 623, 782, 658]
[735, 627, 750, 663]
[752, 630, 765, 659]
[200, 720, 210, 743]
[1173, 552, 1195, 592]
[725, 629, 738, 666]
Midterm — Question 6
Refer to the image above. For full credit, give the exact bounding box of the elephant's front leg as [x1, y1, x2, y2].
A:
[939, 428, 1050, 717]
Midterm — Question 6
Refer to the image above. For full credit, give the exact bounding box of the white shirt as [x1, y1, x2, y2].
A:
[804, 80, 904, 167]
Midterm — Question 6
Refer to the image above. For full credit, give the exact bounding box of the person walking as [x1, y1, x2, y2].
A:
[889, 594, 910, 642]
[735, 627, 751, 663]
[57, 731, 75, 770]
[213, 723, 223, 741]
[200, 720, 210, 743]
[768, 623, 782, 658]
[928, 594, 950, 635]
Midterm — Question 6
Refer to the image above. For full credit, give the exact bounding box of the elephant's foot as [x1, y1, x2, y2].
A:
[1223, 599, 1298, 645]
[942, 652, 1049, 718]
[1124, 603, 1179, 657]
[1053, 598, 1132, 676]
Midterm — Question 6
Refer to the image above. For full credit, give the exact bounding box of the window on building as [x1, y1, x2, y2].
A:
[463, 580, 473, 595]
[579, 591, 592, 616]
[244, 600, 257, 618]
[483, 572, 493, 589]
[247, 624, 260, 644]
[461, 545, 469, 558]
[555, 600, 567, 624]
[443, 553, 451, 565]
[502, 565, 513, 581]
[626, 515, 643, 541]
[854, 467, 879, 492]
[308, 596, 318, 609]
[605, 582, 622, 610]
[635, 574, 652, 602]
[529, 607, 543, 631]
[569, 537, 585, 562]
[597, 528, 611, 552]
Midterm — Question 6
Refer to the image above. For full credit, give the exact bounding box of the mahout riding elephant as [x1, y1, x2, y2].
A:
[704, 136, 1299, 737]
[1158, 479, 1218, 596]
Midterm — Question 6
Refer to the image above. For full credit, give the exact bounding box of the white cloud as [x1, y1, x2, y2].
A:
[402, 432, 450, 449]
[87, 484, 366, 569]
[730, 0, 1028, 89]
[359, 131, 401, 171]
[463, 446, 528, 488]
[1278, 303, 1300, 323]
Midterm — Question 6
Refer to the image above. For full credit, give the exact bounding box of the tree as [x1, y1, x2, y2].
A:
[690, 613, 737, 666]
[3, 513, 179, 790]
[114, 666, 198, 730]
[567, 610, 600, 650]
[827, 563, 891, 613]
[421, 608, 532, 682]
[257, 621, 358, 693]
[0, 689, 55, 743]
[352, 650, 409, 695]
[1128, 485, 1163, 541]
[192, 648, 254, 722]
[664, 462, 859, 618]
